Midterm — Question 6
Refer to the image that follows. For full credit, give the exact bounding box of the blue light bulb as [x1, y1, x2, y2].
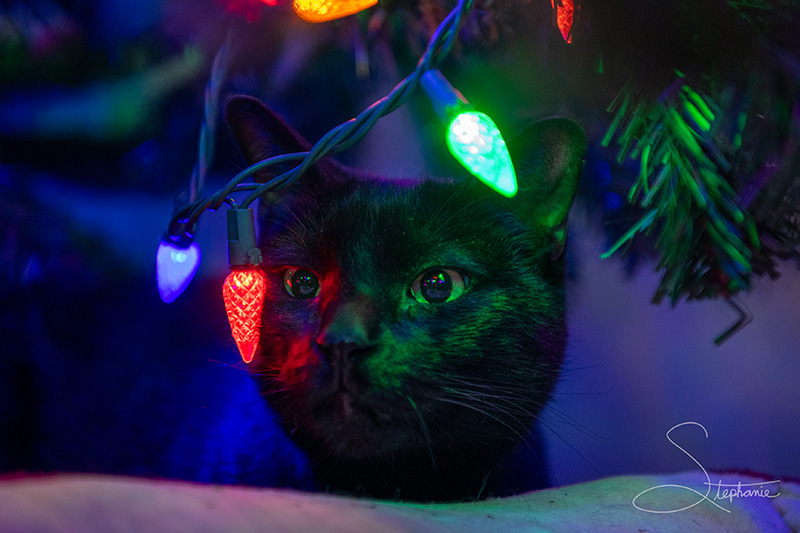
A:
[156, 240, 201, 303]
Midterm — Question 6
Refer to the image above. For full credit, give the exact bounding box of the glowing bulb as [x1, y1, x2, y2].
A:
[420, 70, 518, 198]
[293, 0, 377, 22]
[552, 0, 574, 43]
[447, 111, 517, 198]
[156, 240, 201, 303]
[223, 268, 266, 363]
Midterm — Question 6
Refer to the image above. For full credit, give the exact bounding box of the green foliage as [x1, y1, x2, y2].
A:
[601, 80, 761, 304]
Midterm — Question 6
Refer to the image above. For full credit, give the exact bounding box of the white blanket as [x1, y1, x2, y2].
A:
[1, 471, 797, 532]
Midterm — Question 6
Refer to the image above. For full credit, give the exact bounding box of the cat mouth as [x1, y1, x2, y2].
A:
[304, 386, 401, 456]
[313, 389, 391, 424]
[336, 390, 354, 419]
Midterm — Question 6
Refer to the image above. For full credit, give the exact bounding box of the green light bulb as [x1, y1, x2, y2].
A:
[447, 111, 517, 198]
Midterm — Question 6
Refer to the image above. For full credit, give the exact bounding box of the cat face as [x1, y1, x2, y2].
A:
[226, 96, 585, 498]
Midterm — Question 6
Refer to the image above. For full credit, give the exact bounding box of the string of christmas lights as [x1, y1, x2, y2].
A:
[164, 0, 474, 245]
[156, 35, 233, 304]
[156, 0, 529, 362]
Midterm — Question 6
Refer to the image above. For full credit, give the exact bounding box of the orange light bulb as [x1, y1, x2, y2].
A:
[222, 268, 266, 363]
[293, 0, 377, 23]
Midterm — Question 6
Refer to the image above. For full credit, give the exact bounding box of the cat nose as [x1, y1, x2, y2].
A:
[316, 300, 375, 354]
[318, 342, 371, 365]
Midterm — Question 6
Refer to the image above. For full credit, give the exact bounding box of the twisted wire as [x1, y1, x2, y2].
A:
[168, 0, 475, 240]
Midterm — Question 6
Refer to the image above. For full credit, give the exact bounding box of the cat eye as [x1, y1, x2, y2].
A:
[283, 268, 320, 299]
[410, 269, 467, 304]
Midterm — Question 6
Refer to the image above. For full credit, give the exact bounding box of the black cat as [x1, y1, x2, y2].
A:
[225, 95, 585, 502]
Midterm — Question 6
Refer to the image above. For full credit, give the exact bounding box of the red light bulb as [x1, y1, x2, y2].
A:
[222, 268, 266, 363]
[552, 0, 574, 43]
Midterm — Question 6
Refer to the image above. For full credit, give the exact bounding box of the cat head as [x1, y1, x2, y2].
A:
[226, 95, 585, 498]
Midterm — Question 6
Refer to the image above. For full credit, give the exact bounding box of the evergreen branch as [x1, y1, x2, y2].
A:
[602, 79, 764, 305]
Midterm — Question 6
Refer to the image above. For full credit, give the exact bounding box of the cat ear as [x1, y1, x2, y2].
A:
[507, 118, 585, 253]
[225, 95, 314, 183]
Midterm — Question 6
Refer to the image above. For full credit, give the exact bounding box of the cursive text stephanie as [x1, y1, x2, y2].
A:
[632, 422, 781, 514]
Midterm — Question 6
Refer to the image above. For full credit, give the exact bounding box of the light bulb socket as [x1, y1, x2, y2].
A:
[165, 231, 195, 249]
[227, 208, 262, 267]
[420, 69, 469, 122]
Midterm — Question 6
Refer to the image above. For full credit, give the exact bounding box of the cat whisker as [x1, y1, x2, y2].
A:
[261, 385, 293, 396]
[204, 358, 250, 372]
[540, 404, 604, 442]
[434, 372, 538, 395]
[432, 393, 551, 466]
[429, 396, 530, 443]
[404, 394, 437, 469]
[439, 380, 537, 402]
[443, 388, 539, 419]
[535, 417, 602, 482]
[435, 374, 543, 406]
[284, 203, 315, 238]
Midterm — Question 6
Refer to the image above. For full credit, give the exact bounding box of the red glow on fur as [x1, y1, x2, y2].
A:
[280, 341, 314, 386]
[223, 269, 267, 363]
